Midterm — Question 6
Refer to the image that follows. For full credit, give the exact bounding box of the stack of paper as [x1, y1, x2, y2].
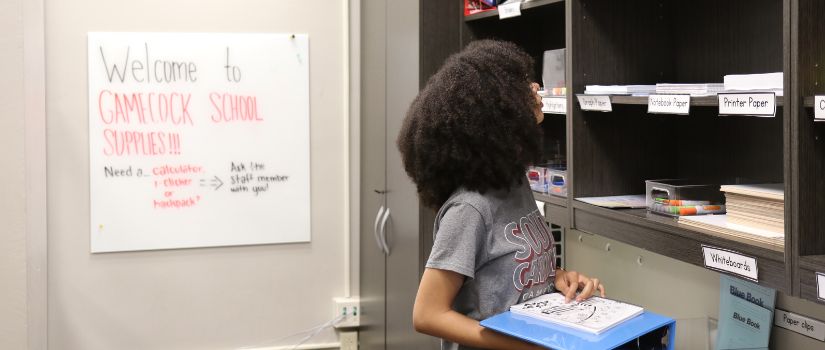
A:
[509, 293, 644, 335]
[721, 184, 784, 233]
[678, 184, 784, 251]
[723, 72, 783, 96]
[584, 85, 656, 96]
[655, 83, 725, 96]
[679, 215, 783, 251]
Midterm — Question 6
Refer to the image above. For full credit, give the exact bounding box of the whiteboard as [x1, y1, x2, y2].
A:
[88, 32, 310, 252]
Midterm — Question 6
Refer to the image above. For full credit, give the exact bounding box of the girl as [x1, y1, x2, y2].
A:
[398, 40, 605, 350]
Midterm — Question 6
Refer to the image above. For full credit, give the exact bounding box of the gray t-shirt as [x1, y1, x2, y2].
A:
[426, 180, 556, 350]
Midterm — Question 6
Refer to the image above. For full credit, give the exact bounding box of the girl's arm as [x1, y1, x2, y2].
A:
[412, 268, 544, 350]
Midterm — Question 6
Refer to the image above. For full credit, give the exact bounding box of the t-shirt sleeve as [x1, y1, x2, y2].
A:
[425, 203, 487, 279]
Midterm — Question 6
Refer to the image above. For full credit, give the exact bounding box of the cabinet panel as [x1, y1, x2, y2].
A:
[384, 0, 434, 348]
[360, 0, 387, 348]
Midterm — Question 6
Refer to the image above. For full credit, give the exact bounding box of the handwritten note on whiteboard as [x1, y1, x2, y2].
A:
[88, 32, 310, 253]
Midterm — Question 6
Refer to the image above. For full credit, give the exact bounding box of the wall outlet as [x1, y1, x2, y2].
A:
[333, 297, 360, 328]
[339, 330, 358, 350]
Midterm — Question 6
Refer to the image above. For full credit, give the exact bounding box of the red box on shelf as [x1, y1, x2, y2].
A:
[464, 0, 497, 16]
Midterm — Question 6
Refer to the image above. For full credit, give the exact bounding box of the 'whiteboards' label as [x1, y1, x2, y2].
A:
[701, 245, 758, 281]
[818, 272, 825, 302]
[577, 95, 612, 112]
[774, 309, 825, 341]
[542, 96, 566, 114]
[647, 94, 690, 115]
[718, 93, 776, 117]
[498, 1, 522, 19]
[815, 96, 825, 121]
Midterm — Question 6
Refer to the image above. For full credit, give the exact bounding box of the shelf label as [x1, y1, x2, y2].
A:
[774, 308, 825, 341]
[815, 96, 825, 121]
[701, 245, 758, 281]
[648, 94, 690, 115]
[577, 95, 612, 112]
[542, 96, 567, 114]
[718, 92, 776, 117]
[818, 272, 825, 302]
[498, 1, 522, 19]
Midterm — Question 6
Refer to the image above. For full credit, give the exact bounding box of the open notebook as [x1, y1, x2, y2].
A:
[509, 293, 644, 335]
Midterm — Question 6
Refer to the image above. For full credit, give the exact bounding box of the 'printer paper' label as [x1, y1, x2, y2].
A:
[718, 93, 776, 117]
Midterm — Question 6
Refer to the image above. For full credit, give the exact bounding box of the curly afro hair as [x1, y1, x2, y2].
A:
[397, 39, 543, 209]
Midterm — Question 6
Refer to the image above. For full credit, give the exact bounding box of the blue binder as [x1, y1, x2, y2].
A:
[480, 311, 675, 350]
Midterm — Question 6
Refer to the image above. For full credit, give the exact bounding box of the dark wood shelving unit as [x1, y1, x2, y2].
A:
[793, 0, 825, 304]
[568, 0, 789, 293]
[463, 0, 564, 22]
[423, 0, 825, 303]
[572, 201, 789, 291]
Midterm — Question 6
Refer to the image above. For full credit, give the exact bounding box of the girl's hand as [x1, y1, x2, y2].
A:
[554, 269, 606, 303]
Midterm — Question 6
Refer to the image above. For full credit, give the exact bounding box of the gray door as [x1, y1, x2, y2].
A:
[361, 0, 436, 348]
[384, 0, 433, 348]
[359, 0, 387, 348]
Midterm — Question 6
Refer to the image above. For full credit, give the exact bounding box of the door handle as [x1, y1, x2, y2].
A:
[373, 206, 386, 253]
[379, 208, 391, 255]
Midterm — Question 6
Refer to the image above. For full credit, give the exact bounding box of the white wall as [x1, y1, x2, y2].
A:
[46, 1, 349, 349]
[0, 0, 29, 348]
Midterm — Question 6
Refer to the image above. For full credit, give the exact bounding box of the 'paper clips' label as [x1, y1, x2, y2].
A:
[774, 308, 825, 341]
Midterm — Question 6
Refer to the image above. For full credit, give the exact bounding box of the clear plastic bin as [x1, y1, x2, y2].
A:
[645, 179, 724, 216]
[548, 169, 567, 197]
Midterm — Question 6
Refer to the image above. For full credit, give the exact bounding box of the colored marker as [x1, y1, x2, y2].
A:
[654, 198, 712, 206]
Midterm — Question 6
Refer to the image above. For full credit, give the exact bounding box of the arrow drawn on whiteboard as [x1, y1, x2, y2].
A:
[199, 176, 224, 191]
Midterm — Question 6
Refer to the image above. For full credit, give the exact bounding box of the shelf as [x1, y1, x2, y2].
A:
[464, 0, 564, 22]
[532, 191, 567, 207]
[534, 191, 569, 228]
[572, 200, 789, 292]
[597, 95, 785, 107]
[804, 96, 821, 108]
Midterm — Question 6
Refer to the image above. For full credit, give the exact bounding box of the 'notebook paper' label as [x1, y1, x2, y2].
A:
[542, 96, 566, 114]
[648, 94, 690, 115]
[577, 95, 612, 112]
[702, 245, 758, 281]
[718, 93, 776, 117]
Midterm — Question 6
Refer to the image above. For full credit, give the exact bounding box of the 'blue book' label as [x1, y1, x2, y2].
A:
[716, 274, 776, 350]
